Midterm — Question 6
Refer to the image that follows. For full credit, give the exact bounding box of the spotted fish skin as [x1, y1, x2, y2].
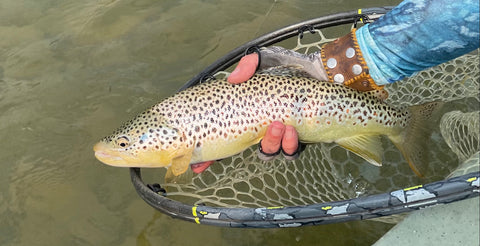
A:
[94, 73, 438, 177]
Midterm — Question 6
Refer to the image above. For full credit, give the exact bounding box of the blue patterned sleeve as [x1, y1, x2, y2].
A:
[356, 0, 479, 85]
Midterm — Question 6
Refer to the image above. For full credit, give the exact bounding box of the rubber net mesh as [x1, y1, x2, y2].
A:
[143, 27, 479, 209]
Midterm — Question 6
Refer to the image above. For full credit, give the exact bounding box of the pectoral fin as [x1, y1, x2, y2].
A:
[336, 135, 383, 166]
[164, 147, 194, 183]
[171, 148, 194, 176]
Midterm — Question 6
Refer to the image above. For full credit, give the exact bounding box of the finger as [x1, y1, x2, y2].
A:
[260, 121, 285, 154]
[191, 161, 215, 174]
[282, 126, 299, 156]
[227, 53, 259, 84]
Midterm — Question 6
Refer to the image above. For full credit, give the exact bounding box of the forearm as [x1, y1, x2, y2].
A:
[356, 0, 479, 85]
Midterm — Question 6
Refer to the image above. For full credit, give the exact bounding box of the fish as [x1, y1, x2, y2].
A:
[93, 68, 442, 180]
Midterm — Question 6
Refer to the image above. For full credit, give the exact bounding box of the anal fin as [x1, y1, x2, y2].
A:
[336, 135, 383, 166]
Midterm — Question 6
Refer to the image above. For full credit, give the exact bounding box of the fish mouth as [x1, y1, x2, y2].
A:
[93, 142, 128, 166]
[93, 142, 168, 168]
[94, 150, 125, 162]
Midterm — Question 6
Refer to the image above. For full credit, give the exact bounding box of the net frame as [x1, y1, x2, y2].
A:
[129, 7, 480, 228]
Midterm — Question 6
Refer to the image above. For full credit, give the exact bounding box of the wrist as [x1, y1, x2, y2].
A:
[320, 28, 383, 91]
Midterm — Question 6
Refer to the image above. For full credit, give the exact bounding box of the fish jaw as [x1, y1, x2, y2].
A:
[93, 141, 173, 168]
[93, 142, 131, 166]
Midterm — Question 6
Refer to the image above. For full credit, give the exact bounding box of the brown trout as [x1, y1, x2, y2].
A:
[94, 70, 441, 179]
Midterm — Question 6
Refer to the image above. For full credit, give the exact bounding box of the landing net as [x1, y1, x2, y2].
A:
[130, 7, 479, 227]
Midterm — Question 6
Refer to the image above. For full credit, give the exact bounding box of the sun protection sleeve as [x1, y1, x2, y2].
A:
[356, 0, 479, 85]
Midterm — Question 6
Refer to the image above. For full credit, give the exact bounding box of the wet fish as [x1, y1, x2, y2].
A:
[94, 69, 441, 179]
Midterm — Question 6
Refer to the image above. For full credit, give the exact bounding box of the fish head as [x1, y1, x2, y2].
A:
[93, 108, 184, 168]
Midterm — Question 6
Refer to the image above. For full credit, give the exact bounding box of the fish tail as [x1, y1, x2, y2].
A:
[390, 101, 444, 177]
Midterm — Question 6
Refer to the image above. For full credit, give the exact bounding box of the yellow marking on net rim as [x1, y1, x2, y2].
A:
[404, 185, 423, 191]
[322, 206, 332, 210]
[192, 206, 201, 224]
[192, 206, 198, 217]
[358, 9, 363, 22]
[267, 206, 284, 209]
[467, 177, 477, 182]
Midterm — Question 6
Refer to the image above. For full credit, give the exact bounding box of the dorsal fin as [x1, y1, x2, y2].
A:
[257, 65, 314, 78]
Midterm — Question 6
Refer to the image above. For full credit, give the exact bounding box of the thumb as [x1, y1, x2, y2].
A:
[227, 53, 259, 84]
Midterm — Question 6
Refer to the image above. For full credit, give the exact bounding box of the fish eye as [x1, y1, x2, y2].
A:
[116, 136, 130, 148]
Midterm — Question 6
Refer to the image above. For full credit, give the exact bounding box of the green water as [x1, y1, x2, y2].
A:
[0, 0, 402, 245]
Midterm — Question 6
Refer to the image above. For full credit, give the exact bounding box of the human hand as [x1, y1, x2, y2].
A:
[228, 46, 325, 160]
[258, 121, 300, 161]
[227, 53, 259, 84]
[227, 50, 303, 160]
[190, 121, 300, 174]
[226, 29, 384, 161]
[227, 46, 329, 84]
[226, 47, 324, 160]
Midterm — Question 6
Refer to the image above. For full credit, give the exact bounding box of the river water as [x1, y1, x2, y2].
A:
[0, 0, 404, 245]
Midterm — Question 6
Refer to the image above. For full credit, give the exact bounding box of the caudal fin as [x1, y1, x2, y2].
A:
[390, 102, 444, 177]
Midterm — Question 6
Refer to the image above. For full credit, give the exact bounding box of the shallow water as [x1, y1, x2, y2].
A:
[0, 0, 405, 245]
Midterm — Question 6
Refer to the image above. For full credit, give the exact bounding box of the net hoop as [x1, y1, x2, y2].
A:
[130, 7, 480, 228]
[131, 169, 478, 228]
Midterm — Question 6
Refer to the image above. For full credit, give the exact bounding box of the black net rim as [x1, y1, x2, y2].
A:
[131, 168, 478, 228]
[129, 6, 480, 228]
